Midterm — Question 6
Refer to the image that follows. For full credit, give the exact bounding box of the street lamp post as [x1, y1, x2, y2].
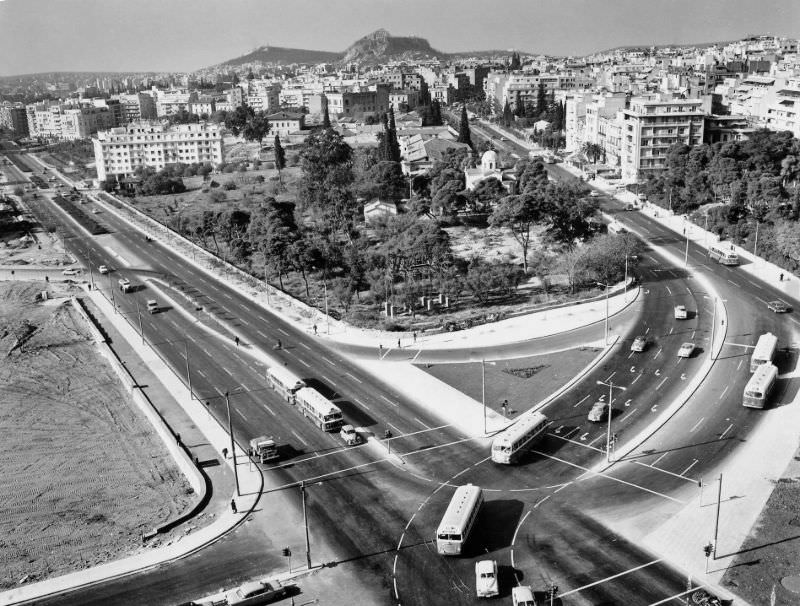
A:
[482, 359, 487, 435]
[225, 391, 241, 497]
[135, 299, 144, 345]
[753, 220, 760, 259]
[184, 340, 193, 400]
[596, 380, 626, 463]
[684, 227, 690, 268]
[323, 279, 330, 335]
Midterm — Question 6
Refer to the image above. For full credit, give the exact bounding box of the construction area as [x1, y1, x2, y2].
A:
[0, 226, 194, 589]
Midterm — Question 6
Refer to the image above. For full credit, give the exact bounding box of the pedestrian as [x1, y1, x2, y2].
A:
[413, 331, 417, 343]
[230, 499, 237, 514]
[379, 344, 383, 357]
[397, 339, 401, 349]
[222, 447, 228, 459]
[234, 335, 239, 347]
[313, 324, 318, 335]
[780, 273, 784, 281]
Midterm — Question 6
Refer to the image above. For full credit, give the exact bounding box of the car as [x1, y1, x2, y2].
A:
[225, 579, 287, 606]
[587, 401, 609, 422]
[631, 336, 648, 352]
[500, 136, 507, 141]
[61, 268, 80, 276]
[339, 424, 361, 445]
[91, 208, 100, 214]
[625, 203, 636, 211]
[475, 560, 499, 598]
[512, 585, 538, 606]
[589, 190, 600, 197]
[678, 342, 695, 358]
[98, 265, 109, 274]
[674, 304, 688, 320]
[767, 300, 790, 313]
[118, 278, 132, 292]
[146, 300, 159, 314]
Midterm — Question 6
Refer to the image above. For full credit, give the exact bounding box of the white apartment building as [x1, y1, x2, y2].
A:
[26, 101, 115, 140]
[93, 120, 222, 182]
[154, 89, 198, 117]
[763, 78, 800, 138]
[621, 96, 706, 181]
[116, 93, 157, 122]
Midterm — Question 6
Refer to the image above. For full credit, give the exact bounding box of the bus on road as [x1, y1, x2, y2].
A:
[266, 366, 306, 403]
[491, 412, 549, 464]
[743, 363, 778, 409]
[708, 246, 739, 265]
[436, 484, 483, 556]
[750, 332, 778, 373]
[295, 387, 343, 431]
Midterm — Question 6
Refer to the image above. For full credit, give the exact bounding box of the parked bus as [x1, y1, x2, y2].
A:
[436, 484, 483, 556]
[295, 387, 343, 431]
[750, 332, 778, 373]
[708, 246, 739, 266]
[491, 412, 549, 464]
[266, 366, 306, 403]
[743, 363, 778, 409]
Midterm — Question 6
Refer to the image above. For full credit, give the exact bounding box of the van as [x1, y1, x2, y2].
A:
[512, 585, 537, 606]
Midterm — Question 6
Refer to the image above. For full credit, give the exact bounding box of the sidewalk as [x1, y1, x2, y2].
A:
[0, 286, 264, 606]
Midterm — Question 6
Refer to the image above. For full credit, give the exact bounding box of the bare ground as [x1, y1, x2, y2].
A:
[0, 281, 193, 588]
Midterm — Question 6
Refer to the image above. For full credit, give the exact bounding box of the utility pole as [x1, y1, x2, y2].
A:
[135, 299, 144, 345]
[301, 480, 311, 569]
[482, 359, 487, 434]
[684, 228, 690, 268]
[597, 380, 626, 463]
[713, 473, 723, 559]
[710, 298, 717, 360]
[225, 391, 241, 496]
[323, 279, 330, 334]
[184, 340, 192, 400]
[597, 282, 610, 345]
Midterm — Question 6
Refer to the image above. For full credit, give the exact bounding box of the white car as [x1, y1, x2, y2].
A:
[61, 268, 80, 276]
[475, 560, 499, 598]
[631, 336, 647, 352]
[674, 305, 688, 320]
[225, 579, 287, 606]
[588, 401, 609, 422]
[339, 424, 361, 446]
[512, 585, 538, 606]
[678, 342, 695, 358]
[146, 300, 159, 314]
[589, 190, 600, 197]
[98, 265, 109, 275]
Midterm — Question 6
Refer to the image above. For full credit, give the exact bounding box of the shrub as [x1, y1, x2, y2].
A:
[209, 180, 219, 188]
[382, 320, 406, 332]
[208, 190, 226, 203]
[222, 164, 236, 174]
[223, 181, 237, 191]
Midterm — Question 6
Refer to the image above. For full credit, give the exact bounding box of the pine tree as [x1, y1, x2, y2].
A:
[457, 104, 472, 148]
[274, 134, 286, 187]
[322, 94, 331, 128]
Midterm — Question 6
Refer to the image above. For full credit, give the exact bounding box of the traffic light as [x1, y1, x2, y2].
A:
[703, 543, 712, 557]
[282, 547, 291, 557]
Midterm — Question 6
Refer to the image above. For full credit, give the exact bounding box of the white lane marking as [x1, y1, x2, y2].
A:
[686, 286, 692, 294]
[645, 327, 650, 334]
[300, 342, 312, 350]
[574, 394, 591, 408]
[747, 279, 761, 289]
[291, 430, 309, 447]
[553, 482, 572, 494]
[655, 376, 668, 390]
[236, 409, 249, 421]
[257, 330, 269, 339]
[197, 370, 208, 379]
[323, 356, 336, 365]
[665, 286, 672, 295]
[736, 359, 743, 371]
[681, 459, 699, 476]
[653, 348, 662, 359]
[278, 328, 290, 336]
[558, 559, 663, 598]
[345, 372, 363, 384]
[631, 374, 642, 384]
[620, 408, 638, 422]
[669, 327, 674, 335]
[719, 385, 729, 400]
[298, 358, 311, 367]
[605, 371, 616, 382]
[720, 423, 734, 439]
[221, 366, 233, 375]
[187, 334, 198, 343]
[220, 292, 233, 300]
[414, 417, 431, 430]
[380, 394, 398, 407]
[355, 398, 371, 411]
[635, 459, 697, 483]
[534, 496, 550, 508]
[588, 435, 603, 446]
[689, 417, 705, 433]
[321, 374, 335, 385]
[264, 404, 276, 416]
[240, 319, 250, 326]
[727, 279, 740, 287]
[652, 451, 669, 466]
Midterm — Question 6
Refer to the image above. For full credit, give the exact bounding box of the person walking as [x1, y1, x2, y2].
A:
[780, 273, 784, 281]
[313, 324, 318, 335]
[230, 499, 237, 514]
[222, 447, 228, 459]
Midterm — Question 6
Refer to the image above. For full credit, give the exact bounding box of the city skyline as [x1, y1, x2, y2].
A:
[0, 0, 798, 76]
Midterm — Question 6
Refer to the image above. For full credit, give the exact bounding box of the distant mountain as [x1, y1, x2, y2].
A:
[341, 29, 445, 65]
[218, 45, 342, 68]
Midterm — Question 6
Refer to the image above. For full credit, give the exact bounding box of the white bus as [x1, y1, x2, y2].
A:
[266, 366, 306, 403]
[750, 332, 778, 373]
[436, 484, 483, 556]
[491, 412, 549, 464]
[708, 246, 739, 265]
[743, 363, 778, 409]
[295, 387, 344, 431]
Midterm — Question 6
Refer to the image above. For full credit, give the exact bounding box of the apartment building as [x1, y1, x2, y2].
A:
[93, 120, 222, 182]
[265, 112, 305, 137]
[389, 90, 421, 112]
[116, 93, 157, 122]
[322, 86, 389, 118]
[762, 79, 800, 138]
[621, 96, 706, 180]
[0, 102, 29, 137]
[154, 89, 199, 117]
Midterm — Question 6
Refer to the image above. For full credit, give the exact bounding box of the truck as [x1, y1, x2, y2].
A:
[249, 436, 279, 463]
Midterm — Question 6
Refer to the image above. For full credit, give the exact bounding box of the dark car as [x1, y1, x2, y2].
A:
[767, 300, 790, 313]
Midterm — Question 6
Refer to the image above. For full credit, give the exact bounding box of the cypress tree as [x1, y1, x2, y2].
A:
[457, 104, 472, 148]
[387, 106, 400, 162]
[502, 100, 513, 127]
[274, 134, 286, 186]
[535, 81, 546, 118]
[431, 100, 442, 126]
[322, 94, 331, 128]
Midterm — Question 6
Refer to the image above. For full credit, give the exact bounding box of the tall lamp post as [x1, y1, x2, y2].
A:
[225, 391, 241, 497]
[596, 282, 610, 345]
[596, 379, 626, 463]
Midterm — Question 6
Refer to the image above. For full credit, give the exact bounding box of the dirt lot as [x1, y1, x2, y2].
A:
[0, 271, 193, 586]
[721, 444, 800, 604]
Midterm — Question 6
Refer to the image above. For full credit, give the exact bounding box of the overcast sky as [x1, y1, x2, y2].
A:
[0, 0, 798, 76]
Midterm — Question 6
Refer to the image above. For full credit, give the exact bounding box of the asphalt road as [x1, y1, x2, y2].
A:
[12, 155, 798, 605]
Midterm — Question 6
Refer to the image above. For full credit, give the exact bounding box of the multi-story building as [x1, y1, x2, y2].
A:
[0, 102, 29, 137]
[92, 120, 223, 182]
[154, 89, 199, 117]
[322, 86, 389, 118]
[620, 96, 706, 180]
[265, 112, 305, 137]
[389, 90, 421, 112]
[116, 93, 157, 122]
[189, 97, 216, 117]
[762, 78, 800, 138]
[26, 101, 65, 139]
